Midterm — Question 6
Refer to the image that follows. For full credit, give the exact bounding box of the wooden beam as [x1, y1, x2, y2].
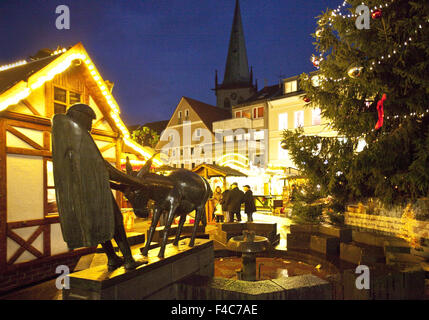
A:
[92, 117, 105, 129]
[7, 226, 44, 265]
[6, 147, 51, 157]
[21, 100, 41, 117]
[2, 111, 51, 128]
[99, 142, 116, 153]
[7, 217, 60, 229]
[0, 119, 7, 272]
[43, 224, 51, 257]
[6, 125, 44, 150]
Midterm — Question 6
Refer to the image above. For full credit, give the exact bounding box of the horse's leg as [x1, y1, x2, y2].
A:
[158, 201, 179, 258]
[189, 206, 204, 247]
[141, 206, 162, 256]
[173, 214, 186, 246]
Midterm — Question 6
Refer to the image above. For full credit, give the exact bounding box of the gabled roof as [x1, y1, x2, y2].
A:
[0, 43, 162, 166]
[0, 54, 61, 95]
[193, 163, 247, 178]
[183, 96, 231, 131]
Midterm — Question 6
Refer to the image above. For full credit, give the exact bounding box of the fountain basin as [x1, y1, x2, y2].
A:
[226, 235, 270, 253]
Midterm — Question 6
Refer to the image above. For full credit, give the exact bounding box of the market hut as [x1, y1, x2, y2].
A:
[0, 43, 160, 293]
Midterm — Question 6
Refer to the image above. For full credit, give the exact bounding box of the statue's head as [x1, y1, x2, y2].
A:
[66, 104, 96, 132]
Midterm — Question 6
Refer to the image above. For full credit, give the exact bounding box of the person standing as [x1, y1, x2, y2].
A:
[227, 183, 244, 222]
[243, 185, 256, 222]
[221, 186, 230, 222]
[213, 186, 224, 223]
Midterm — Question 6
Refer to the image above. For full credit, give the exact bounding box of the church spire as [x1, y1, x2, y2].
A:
[223, 0, 250, 85]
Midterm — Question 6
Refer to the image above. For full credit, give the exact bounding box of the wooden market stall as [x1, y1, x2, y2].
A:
[192, 163, 247, 224]
[0, 43, 160, 293]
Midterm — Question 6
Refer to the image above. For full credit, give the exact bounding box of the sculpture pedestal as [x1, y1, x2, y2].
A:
[62, 239, 214, 300]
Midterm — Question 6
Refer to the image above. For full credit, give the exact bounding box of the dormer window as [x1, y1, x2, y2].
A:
[284, 80, 298, 94]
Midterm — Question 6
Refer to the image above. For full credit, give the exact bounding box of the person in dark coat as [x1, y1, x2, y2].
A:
[243, 185, 256, 222]
[221, 187, 230, 222]
[226, 183, 244, 222]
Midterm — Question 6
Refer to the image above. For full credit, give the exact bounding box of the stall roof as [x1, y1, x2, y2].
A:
[193, 163, 247, 178]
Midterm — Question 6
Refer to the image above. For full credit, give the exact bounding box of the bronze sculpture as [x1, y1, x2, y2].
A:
[120, 159, 212, 258]
[51, 104, 154, 270]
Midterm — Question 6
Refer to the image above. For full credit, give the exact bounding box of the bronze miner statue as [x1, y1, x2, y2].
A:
[51, 103, 156, 271]
[117, 157, 212, 259]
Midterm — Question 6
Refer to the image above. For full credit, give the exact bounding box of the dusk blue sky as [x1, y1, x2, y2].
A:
[0, 0, 340, 125]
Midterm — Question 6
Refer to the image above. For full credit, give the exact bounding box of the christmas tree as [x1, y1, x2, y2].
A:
[283, 0, 429, 206]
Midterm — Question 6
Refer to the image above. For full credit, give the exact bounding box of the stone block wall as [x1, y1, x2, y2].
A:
[345, 211, 429, 240]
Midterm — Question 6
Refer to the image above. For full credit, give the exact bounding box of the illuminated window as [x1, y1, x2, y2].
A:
[46, 160, 57, 216]
[253, 106, 264, 119]
[294, 111, 304, 128]
[53, 86, 81, 115]
[278, 113, 288, 130]
[254, 130, 265, 140]
[284, 80, 297, 94]
[242, 110, 251, 119]
[312, 108, 321, 125]
[235, 111, 242, 118]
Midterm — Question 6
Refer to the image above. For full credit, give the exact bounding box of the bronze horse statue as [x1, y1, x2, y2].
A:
[118, 156, 212, 258]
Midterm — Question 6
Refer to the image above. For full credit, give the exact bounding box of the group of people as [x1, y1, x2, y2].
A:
[211, 183, 256, 223]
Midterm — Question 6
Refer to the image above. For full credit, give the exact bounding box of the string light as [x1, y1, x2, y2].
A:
[0, 60, 28, 72]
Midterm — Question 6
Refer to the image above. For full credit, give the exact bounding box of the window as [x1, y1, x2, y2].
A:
[178, 111, 182, 119]
[312, 108, 321, 126]
[53, 86, 81, 115]
[46, 160, 57, 216]
[195, 128, 201, 137]
[185, 109, 189, 119]
[284, 80, 298, 94]
[224, 98, 231, 109]
[254, 130, 265, 140]
[253, 106, 264, 119]
[294, 111, 304, 128]
[242, 110, 251, 119]
[225, 135, 234, 142]
[278, 113, 288, 130]
[235, 111, 242, 118]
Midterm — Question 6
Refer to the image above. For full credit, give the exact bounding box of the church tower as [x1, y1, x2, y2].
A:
[215, 0, 257, 110]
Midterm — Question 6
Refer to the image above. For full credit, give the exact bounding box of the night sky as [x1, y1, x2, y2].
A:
[0, 0, 339, 126]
